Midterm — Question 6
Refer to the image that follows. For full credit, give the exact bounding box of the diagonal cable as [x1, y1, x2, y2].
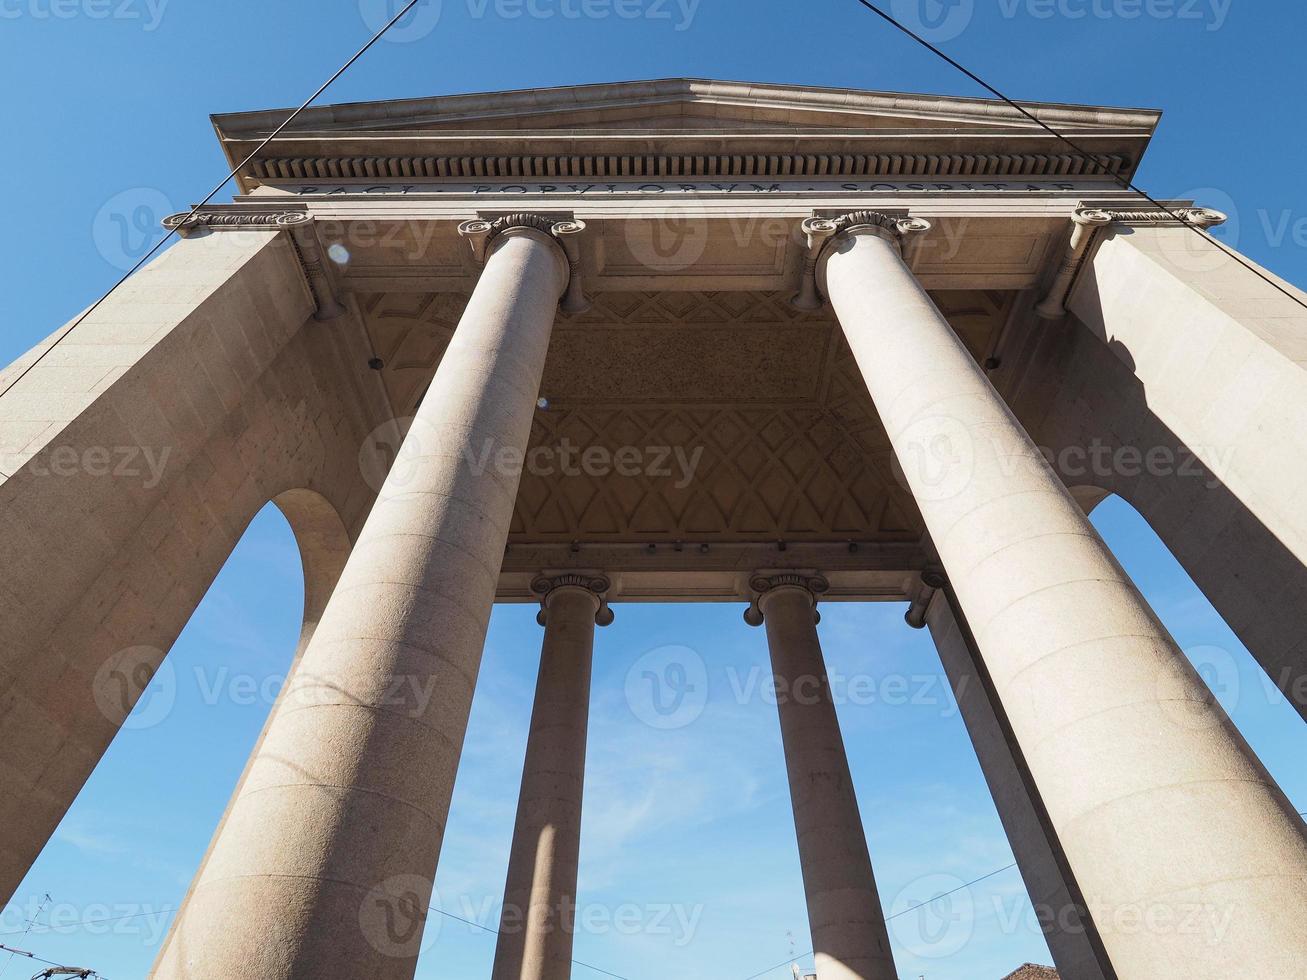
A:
[0, 0, 429, 404]
[739, 861, 1020, 979]
[846, 0, 1307, 313]
[426, 905, 631, 979]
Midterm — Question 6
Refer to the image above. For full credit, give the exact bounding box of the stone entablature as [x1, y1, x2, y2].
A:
[212, 78, 1156, 191]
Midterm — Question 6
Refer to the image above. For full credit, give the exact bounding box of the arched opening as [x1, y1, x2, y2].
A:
[0, 491, 351, 977]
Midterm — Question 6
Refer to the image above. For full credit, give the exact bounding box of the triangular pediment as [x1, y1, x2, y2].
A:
[213, 78, 1159, 189]
[217, 77, 1158, 137]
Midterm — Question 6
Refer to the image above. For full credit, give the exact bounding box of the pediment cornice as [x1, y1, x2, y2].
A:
[213, 78, 1159, 192]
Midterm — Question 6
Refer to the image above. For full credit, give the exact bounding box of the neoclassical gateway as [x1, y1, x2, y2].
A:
[2, 79, 1305, 979]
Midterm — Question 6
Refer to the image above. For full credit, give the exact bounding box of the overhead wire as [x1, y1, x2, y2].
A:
[0, 0, 430, 406]
[426, 905, 631, 979]
[3, 3, 1303, 979]
[738, 862, 1020, 980]
[846, 0, 1307, 314]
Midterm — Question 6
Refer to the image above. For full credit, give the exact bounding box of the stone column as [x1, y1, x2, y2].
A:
[811, 209, 1307, 977]
[745, 573, 897, 980]
[916, 574, 1111, 980]
[153, 213, 583, 979]
[492, 574, 612, 980]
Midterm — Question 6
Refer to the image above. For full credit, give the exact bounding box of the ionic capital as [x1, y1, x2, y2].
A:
[458, 212, 590, 314]
[530, 572, 614, 627]
[791, 210, 931, 311]
[904, 567, 948, 630]
[743, 571, 830, 627]
[162, 208, 344, 321]
[1082, 205, 1228, 229]
[1035, 203, 1229, 319]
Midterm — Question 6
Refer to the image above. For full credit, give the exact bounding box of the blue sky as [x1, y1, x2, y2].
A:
[3, 2, 1306, 978]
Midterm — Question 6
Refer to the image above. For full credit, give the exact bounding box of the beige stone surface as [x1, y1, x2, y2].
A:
[758, 580, 896, 980]
[823, 219, 1307, 976]
[1003, 299, 1307, 727]
[0, 229, 386, 908]
[925, 592, 1108, 980]
[491, 582, 601, 980]
[1057, 226, 1307, 720]
[359, 287, 1008, 549]
[151, 226, 568, 978]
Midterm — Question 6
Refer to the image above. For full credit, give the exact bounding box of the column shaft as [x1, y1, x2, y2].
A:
[823, 218, 1307, 976]
[760, 583, 896, 980]
[924, 589, 1111, 980]
[153, 226, 569, 979]
[492, 584, 600, 980]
